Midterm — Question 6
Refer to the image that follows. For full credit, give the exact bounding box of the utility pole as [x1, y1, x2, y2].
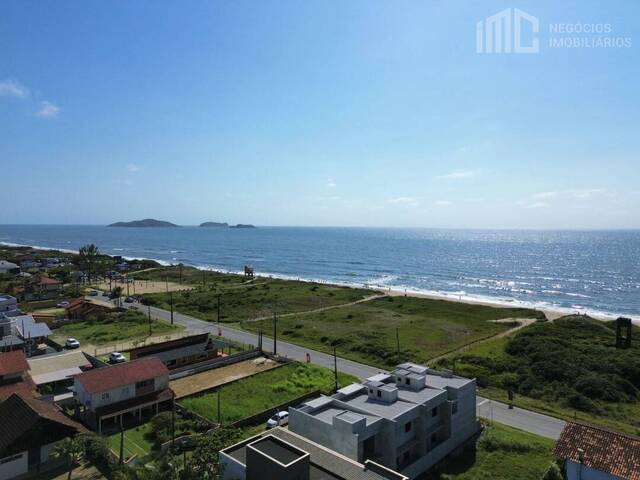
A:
[333, 346, 339, 391]
[273, 312, 277, 356]
[217, 293, 221, 324]
[217, 390, 221, 425]
[165, 276, 169, 293]
[126, 280, 130, 297]
[148, 305, 152, 335]
[170, 291, 174, 325]
[396, 328, 400, 362]
[119, 427, 124, 465]
[171, 390, 176, 447]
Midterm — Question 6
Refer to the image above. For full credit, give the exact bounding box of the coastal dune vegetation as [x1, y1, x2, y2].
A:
[440, 315, 640, 434]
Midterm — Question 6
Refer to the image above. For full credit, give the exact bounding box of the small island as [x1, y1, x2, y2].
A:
[199, 222, 229, 228]
[199, 222, 256, 229]
[108, 219, 179, 228]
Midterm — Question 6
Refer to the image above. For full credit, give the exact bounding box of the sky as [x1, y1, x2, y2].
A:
[0, 0, 639, 229]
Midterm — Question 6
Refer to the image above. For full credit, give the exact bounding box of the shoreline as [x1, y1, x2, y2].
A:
[1, 240, 637, 323]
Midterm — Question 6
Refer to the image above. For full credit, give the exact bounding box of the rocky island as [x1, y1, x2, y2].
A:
[108, 219, 179, 228]
[199, 222, 229, 228]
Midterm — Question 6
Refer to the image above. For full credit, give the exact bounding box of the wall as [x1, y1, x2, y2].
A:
[220, 451, 247, 480]
[566, 461, 624, 480]
[0, 451, 28, 480]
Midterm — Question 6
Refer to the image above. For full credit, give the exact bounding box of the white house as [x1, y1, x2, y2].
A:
[73, 356, 172, 433]
[0, 260, 19, 274]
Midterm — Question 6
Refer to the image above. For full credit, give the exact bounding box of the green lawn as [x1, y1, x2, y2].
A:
[130, 265, 251, 288]
[141, 277, 370, 323]
[242, 296, 543, 368]
[107, 423, 154, 461]
[438, 316, 640, 435]
[420, 423, 555, 480]
[52, 309, 182, 345]
[179, 362, 357, 424]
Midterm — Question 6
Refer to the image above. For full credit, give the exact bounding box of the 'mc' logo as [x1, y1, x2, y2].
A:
[477, 8, 539, 54]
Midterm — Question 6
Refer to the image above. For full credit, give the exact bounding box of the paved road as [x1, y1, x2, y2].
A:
[102, 294, 566, 439]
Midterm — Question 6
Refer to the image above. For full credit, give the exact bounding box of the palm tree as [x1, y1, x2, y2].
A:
[79, 244, 100, 283]
[53, 437, 84, 480]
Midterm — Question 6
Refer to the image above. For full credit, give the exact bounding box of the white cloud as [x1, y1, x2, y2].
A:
[35, 101, 60, 118]
[326, 179, 337, 188]
[533, 191, 557, 199]
[437, 169, 475, 180]
[569, 188, 606, 199]
[0, 79, 29, 98]
[433, 200, 453, 206]
[526, 202, 551, 209]
[127, 163, 141, 173]
[388, 197, 419, 204]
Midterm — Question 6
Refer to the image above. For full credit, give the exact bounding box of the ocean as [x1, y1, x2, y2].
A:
[0, 225, 638, 320]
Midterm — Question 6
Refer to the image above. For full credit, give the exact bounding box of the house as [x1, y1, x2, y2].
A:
[129, 333, 221, 369]
[288, 363, 478, 479]
[64, 297, 115, 320]
[0, 393, 86, 479]
[0, 350, 36, 401]
[0, 294, 19, 314]
[220, 426, 408, 480]
[554, 422, 640, 480]
[19, 260, 42, 270]
[73, 356, 173, 433]
[28, 350, 95, 398]
[0, 260, 20, 274]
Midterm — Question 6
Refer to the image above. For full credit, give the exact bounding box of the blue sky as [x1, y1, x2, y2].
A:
[1, 0, 638, 228]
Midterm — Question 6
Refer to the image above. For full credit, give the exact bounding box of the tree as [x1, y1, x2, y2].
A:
[53, 437, 84, 480]
[187, 427, 242, 479]
[541, 461, 564, 480]
[112, 286, 124, 307]
[79, 244, 100, 282]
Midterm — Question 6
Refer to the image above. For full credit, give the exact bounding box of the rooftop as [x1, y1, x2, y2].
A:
[0, 350, 29, 376]
[223, 427, 408, 480]
[74, 356, 168, 394]
[554, 422, 640, 480]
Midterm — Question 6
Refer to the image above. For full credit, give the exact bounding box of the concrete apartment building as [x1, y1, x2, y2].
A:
[220, 426, 408, 480]
[73, 357, 172, 433]
[288, 363, 478, 479]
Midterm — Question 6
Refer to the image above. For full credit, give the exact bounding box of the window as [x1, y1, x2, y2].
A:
[405, 378, 410, 385]
[452, 401, 458, 415]
[0, 453, 23, 464]
[431, 406, 438, 417]
[431, 433, 438, 444]
[121, 387, 129, 395]
[403, 451, 410, 462]
[101, 392, 110, 400]
[377, 390, 381, 398]
[369, 389, 373, 394]
[404, 421, 412, 433]
[136, 379, 153, 388]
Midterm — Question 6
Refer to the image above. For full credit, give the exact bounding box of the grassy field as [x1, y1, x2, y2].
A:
[107, 423, 154, 460]
[179, 362, 358, 424]
[51, 309, 182, 345]
[141, 277, 370, 323]
[420, 423, 555, 480]
[242, 296, 544, 368]
[438, 316, 640, 435]
[130, 265, 250, 288]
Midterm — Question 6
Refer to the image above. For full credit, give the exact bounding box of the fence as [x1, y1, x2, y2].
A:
[230, 389, 322, 428]
[169, 348, 263, 379]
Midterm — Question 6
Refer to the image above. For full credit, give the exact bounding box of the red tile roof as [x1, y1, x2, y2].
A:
[38, 276, 61, 285]
[74, 356, 168, 394]
[0, 350, 30, 376]
[0, 376, 36, 401]
[554, 422, 640, 480]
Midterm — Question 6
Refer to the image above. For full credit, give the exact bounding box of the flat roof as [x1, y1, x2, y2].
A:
[224, 427, 407, 480]
[249, 436, 306, 465]
[340, 393, 417, 420]
[28, 350, 92, 376]
[310, 406, 381, 427]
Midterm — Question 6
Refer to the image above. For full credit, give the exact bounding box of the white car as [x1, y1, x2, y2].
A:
[267, 411, 289, 429]
[56, 301, 70, 308]
[108, 352, 126, 364]
[65, 338, 80, 349]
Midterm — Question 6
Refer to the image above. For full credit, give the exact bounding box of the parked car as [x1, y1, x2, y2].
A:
[267, 411, 289, 429]
[124, 296, 135, 303]
[88, 290, 98, 296]
[108, 352, 126, 364]
[65, 338, 80, 349]
[56, 301, 70, 308]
